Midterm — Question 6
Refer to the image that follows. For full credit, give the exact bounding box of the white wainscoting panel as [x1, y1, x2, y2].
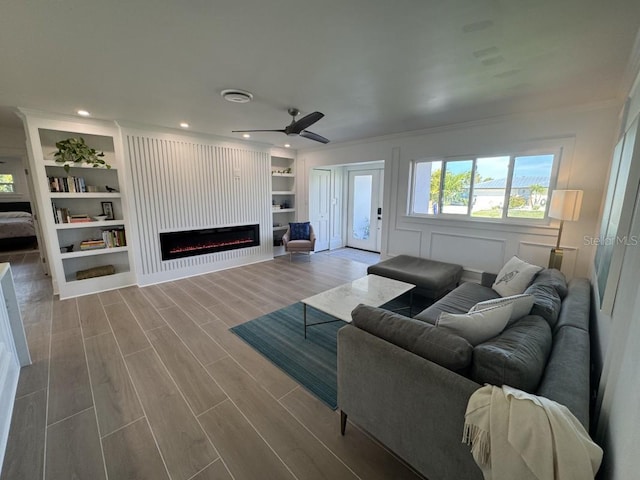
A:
[124, 133, 272, 285]
[429, 232, 506, 272]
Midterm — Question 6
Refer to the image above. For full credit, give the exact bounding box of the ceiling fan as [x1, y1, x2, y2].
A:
[232, 108, 330, 144]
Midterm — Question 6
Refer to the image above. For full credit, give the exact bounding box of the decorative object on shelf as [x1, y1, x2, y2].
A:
[61, 244, 74, 253]
[101, 201, 114, 220]
[53, 137, 110, 172]
[93, 214, 108, 221]
[76, 264, 116, 280]
[105, 185, 118, 192]
[548, 189, 583, 270]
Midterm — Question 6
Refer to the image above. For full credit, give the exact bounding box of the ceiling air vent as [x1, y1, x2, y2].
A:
[221, 89, 253, 103]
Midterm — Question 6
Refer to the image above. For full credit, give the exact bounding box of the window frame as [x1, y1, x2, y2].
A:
[409, 148, 561, 224]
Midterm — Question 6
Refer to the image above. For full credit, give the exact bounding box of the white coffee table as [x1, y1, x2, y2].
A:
[301, 274, 415, 338]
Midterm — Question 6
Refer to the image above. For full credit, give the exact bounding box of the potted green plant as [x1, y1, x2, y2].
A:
[53, 137, 110, 172]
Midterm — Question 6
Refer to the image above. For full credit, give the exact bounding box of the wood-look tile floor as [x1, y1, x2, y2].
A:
[1, 249, 423, 480]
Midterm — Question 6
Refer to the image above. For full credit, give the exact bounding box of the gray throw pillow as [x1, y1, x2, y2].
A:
[471, 315, 552, 392]
[351, 304, 473, 371]
[524, 283, 562, 328]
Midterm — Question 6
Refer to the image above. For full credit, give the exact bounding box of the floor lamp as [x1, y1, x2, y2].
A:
[548, 189, 583, 270]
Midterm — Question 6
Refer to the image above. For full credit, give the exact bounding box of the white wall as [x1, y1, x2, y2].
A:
[121, 126, 274, 285]
[594, 71, 640, 479]
[0, 127, 29, 203]
[299, 103, 620, 278]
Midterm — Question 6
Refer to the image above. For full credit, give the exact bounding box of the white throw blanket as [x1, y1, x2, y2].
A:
[463, 385, 603, 480]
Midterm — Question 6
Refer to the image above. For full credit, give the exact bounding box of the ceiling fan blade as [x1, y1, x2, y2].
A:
[289, 111, 324, 134]
[231, 129, 286, 133]
[300, 130, 330, 144]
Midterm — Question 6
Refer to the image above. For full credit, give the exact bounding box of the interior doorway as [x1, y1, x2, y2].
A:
[347, 168, 384, 252]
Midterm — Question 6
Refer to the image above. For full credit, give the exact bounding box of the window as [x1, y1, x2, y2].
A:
[0, 174, 15, 193]
[410, 152, 557, 221]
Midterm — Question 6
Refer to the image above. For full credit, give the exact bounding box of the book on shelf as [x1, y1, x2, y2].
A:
[48, 175, 87, 193]
[68, 214, 92, 223]
[101, 227, 126, 248]
[80, 239, 106, 250]
[51, 202, 71, 224]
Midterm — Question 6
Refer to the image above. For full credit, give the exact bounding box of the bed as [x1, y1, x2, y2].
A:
[0, 202, 38, 251]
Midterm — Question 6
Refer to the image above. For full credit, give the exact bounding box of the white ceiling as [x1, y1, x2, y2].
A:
[1, 0, 639, 149]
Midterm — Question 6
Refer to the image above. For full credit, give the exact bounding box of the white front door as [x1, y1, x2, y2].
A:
[347, 169, 383, 252]
[309, 169, 331, 251]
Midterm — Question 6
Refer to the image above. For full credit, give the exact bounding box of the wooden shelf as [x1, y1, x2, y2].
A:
[55, 220, 124, 230]
[273, 225, 288, 231]
[60, 246, 129, 260]
[272, 208, 295, 213]
[272, 191, 295, 195]
[271, 173, 294, 177]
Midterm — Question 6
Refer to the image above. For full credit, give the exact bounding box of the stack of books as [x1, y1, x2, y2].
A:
[68, 214, 92, 223]
[80, 239, 106, 250]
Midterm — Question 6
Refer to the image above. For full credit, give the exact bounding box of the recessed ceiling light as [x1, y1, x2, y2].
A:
[221, 89, 254, 103]
[284, 144, 291, 148]
[180, 122, 189, 128]
[77, 110, 90, 117]
[242, 134, 251, 138]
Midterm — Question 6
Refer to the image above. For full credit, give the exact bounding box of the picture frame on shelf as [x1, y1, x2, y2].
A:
[101, 201, 114, 220]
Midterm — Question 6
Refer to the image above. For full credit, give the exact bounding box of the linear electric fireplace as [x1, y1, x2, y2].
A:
[160, 224, 260, 260]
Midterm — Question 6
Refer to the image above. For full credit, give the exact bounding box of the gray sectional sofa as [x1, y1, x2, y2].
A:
[337, 269, 592, 480]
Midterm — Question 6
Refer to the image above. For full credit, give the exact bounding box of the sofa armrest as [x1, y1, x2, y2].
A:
[338, 325, 482, 480]
[282, 228, 290, 246]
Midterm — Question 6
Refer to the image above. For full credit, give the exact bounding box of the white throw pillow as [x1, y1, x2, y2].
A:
[492, 256, 542, 297]
[437, 303, 513, 346]
[469, 294, 535, 325]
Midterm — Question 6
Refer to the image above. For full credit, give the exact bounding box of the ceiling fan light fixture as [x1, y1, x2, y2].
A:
[221, 89, 253, 104]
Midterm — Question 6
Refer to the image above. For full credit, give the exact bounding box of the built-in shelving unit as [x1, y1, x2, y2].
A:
[271, 156, 296, 256]
[20, 111, 135, 298]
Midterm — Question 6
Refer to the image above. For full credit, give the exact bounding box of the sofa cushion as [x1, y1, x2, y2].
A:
[351, 304, 473, 371]
[531, 268, 568, 299]
[492, 256, 543, 297]
[436, 303, 512, 346]
[525, 283, 562, 328]
[471, 315, 552, 392]
[415, 282, 500, 325]
[289, 222, 311, 240]
[468, 294, 535, 326]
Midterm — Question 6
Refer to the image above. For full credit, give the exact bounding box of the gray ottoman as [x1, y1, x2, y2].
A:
[368, 255, 463, 300]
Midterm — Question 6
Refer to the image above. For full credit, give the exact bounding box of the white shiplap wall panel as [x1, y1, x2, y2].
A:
[125, 132, 272, 285]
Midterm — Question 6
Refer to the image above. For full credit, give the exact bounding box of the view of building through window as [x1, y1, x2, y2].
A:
[0, 174, 15, 193]
[411, 153, 556, 220]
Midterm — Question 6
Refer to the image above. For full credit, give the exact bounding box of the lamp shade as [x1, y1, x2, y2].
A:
[548, 189, 583, 221]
